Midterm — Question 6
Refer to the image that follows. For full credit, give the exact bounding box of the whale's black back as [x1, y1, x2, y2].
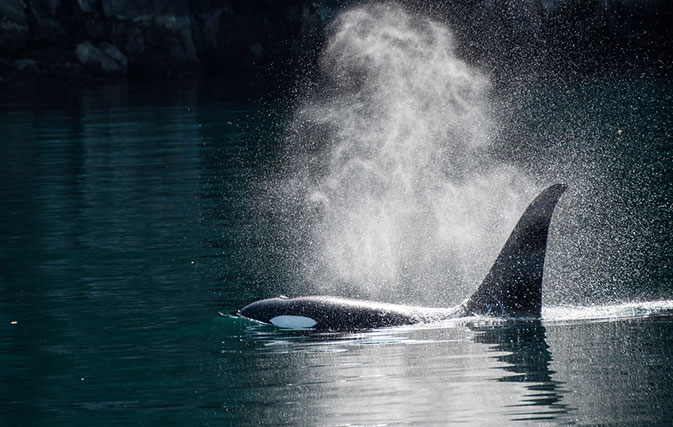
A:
[232, 184, 567, 329]
[463, 184, 567, 318]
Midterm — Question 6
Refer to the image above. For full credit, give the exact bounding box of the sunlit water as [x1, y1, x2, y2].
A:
[1, 6, 672, 425]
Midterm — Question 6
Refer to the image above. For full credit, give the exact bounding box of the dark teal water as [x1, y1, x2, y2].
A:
[1, 77, 672, 425]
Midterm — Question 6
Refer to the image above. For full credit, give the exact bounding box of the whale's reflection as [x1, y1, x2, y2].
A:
[471, 320, 572, 417]
[217, 319, 574, 424]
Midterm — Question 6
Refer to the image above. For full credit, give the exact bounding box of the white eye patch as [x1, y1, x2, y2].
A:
[269, 315, 317, 329]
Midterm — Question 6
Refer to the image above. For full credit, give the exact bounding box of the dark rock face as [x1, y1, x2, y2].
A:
[75, 41, 128, 75]
[1, 0, 331, 93]
[0, 0, 31, 53]
[101, 0, 191, 19]
[29, 0, 67, 43]
[77, 0, 97, 14]
[0, 0, 670, 95]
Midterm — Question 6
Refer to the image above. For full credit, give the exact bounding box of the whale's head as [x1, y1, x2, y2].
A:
[235, 297, 287, 323]
[235, 297, 319, 329]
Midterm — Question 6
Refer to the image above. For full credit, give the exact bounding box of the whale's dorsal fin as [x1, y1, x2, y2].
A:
[464, 184, 567, 318]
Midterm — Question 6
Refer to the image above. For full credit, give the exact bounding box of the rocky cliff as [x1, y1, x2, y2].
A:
[1, 0, 670, 95]
[0, 0, 328, 93]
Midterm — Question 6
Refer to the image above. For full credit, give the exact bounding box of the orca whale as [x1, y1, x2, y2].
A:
[227, 184, 567, 331]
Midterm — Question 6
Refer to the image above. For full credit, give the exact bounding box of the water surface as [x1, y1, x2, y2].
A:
[1, 78, 671, 425]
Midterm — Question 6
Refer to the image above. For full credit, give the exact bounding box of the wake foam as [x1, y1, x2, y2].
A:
[542, 300, 673, 323]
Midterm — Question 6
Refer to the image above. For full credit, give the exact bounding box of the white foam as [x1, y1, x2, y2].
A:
[542, 300, 673, 323]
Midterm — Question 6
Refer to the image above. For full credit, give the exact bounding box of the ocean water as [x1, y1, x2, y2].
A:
[1, 5, 672, 424]
[0, 74, 671, 425]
